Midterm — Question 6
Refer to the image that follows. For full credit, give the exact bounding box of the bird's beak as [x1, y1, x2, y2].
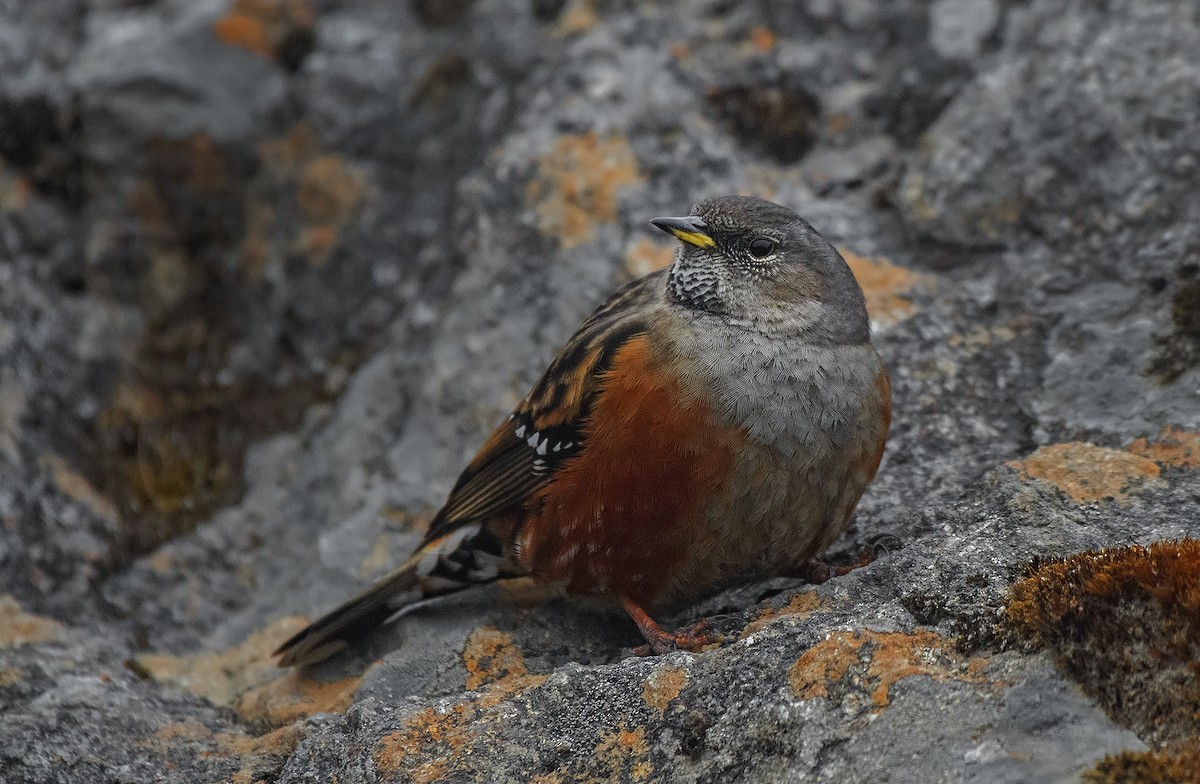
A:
[650, 216, 716, 249]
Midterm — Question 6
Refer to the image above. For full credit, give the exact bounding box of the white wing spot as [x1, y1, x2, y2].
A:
[527, 432, 541, 448]
[536, 439, 548, 455]
[515, 424, 526, 438]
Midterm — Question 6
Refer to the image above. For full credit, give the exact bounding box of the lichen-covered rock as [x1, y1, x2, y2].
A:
[2, 0, 1198, 782]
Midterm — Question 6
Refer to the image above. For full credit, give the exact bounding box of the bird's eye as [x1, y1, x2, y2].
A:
[748, 237, 775, 259]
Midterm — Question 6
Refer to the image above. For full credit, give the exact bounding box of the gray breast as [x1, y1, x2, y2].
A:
[678, 317, 881, 462]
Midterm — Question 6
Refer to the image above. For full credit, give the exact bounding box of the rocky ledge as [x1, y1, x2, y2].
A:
[1, 0, 1198, 782]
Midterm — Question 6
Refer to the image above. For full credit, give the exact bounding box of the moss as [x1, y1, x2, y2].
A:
[1148, 277, 1200, 384]
[1004, 540, 1200, 747]
[1084, 747, 1200, 784]
[81, 133, 351, 557]
[707, 81, 820, 164]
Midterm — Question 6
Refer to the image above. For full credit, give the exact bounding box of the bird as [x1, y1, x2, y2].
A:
[274, 195, 891, 667]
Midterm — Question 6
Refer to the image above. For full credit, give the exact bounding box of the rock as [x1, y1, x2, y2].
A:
[929, 0, 999, 60]
[2, 0, 1198, 781]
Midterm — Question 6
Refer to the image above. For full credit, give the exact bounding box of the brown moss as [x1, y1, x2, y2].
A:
[642, 665, 689, 715]
[84, 128, 365, 558]
[707, 81, 820, 164]
[840, 249, 928, 329]
[1149, 278, 1200, 383]
[526, 132, 644, 249]
[789, 629, 991, 709]
[1004, 540, 1200, 746]
[1009, 442, 1163, 504]
[0, 595, 65, 648]
[1084, 747, 1200, 784]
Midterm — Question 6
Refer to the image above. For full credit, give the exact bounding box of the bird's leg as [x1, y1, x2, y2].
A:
[621, 596, 724, 655]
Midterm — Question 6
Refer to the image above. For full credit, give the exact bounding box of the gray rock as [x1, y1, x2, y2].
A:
[2, 0, 1197, 781]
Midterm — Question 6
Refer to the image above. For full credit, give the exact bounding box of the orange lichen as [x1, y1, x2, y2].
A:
[1128, 426, 1200, 470]
[594, 722, 653, 782]
[526, 132, 643, 249]
[623, 237, 675, 279]
[462, 626, 530, 691]
[642, 665, 689, 715]
[140, 718, 305, 784]
[257, 124, 369, 267]
[137, 616, 361, 726]
[0, 595, 65, 648]
[213, 0, 315, 63]
[1005, 540, 1200, 746]
[373, 661, 550, 781]
[839, 250, 927, 329]
[373, 703, 476, 783]
[741, 591, 824, 638]
[1009, 442, 1163, 504]
[789, 629, 990, 709]
[1084, 748, 1200, 784]
[555, 0, 599, 36]
[749, 26, 776, 52]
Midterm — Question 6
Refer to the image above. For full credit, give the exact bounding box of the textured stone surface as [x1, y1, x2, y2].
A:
[2, 0, 1198, 782]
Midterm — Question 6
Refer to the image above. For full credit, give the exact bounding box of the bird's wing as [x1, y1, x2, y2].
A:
[418, 270, 666, 548]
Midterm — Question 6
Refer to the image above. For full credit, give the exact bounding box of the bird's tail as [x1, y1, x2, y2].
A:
[273, 523, 507, 667]
[273, 552, 430, 667]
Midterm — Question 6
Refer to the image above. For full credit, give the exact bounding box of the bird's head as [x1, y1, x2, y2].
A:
[652, 195, 869, 344]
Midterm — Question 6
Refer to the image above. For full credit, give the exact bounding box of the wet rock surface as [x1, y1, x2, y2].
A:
[1, 0, 1198, 781]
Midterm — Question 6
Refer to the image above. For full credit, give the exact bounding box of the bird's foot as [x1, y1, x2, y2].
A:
[622, 596, 726, 656]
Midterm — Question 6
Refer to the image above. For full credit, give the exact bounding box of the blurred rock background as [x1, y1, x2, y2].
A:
[1, 0, 1197, 782]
